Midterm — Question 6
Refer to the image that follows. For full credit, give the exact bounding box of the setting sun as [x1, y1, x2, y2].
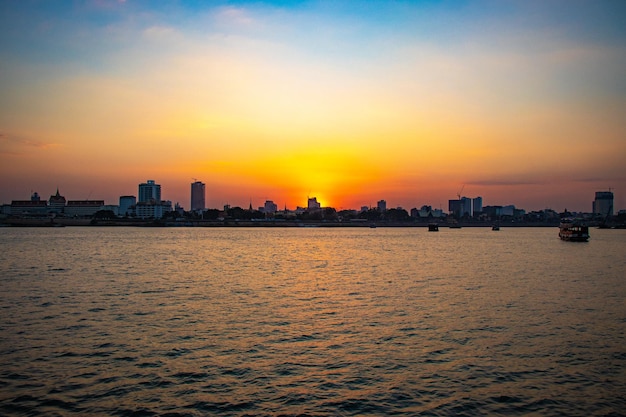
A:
[1, 1, 624, 212]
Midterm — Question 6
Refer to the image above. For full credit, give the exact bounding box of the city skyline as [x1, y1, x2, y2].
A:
[1, 180, 618, 215]
[1, 1, 625, 212]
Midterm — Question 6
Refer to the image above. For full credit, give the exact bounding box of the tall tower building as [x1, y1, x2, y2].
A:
[138, 180, 161, 203]
[593, 191, 614, 216]
[191, 181, 206, 212]
[460, 197, 472, 217]
[472, 196, 483, 215]
[448, 199, 461, 217]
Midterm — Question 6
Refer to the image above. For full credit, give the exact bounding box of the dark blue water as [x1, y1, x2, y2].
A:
[1, 227, 624, 416]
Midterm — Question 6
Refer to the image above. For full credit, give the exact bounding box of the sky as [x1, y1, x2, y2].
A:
[1, 0, 625, 212]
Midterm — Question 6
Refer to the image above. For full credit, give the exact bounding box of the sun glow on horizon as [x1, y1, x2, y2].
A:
[1, 1, 625, 212]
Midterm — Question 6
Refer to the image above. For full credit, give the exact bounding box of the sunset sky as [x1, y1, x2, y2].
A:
[1, 1, 625, 212]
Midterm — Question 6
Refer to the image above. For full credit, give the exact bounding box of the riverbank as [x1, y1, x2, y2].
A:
[0, 218, 569, 228]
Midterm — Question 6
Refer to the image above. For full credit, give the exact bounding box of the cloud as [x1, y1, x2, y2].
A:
[0, 133, 60, 150]
[467, 179, 547, 187]
[142, 25, 181, 42]
[215, 6, 256, 27]
[572, 176, 626, 184]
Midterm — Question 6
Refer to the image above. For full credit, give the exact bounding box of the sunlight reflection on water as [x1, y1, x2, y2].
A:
[0, 227, 625, 416]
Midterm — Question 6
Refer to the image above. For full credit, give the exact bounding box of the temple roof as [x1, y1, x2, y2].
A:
[49, 188, 66, 203]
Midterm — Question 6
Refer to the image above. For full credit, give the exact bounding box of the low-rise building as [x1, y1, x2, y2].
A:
[119, 196, 136, 217]
[11, 192, 48, 216]
[308, 197, 321, 211]
[135, 200, 172, 219]
[100, 205, 119, 216]
[412, 205, 445, 219]
[11, 200, 48, 216]
[65, 200, 105, 217]
[264, 200, 277, 215]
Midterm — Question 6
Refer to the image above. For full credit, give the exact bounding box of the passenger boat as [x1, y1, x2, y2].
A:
[559, 219, 589, 242]
[428, 223, 439, 232]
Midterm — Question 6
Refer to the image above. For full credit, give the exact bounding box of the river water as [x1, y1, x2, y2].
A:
[0, 227, 624, 416]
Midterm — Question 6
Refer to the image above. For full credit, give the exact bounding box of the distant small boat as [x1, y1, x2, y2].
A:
[559, 219, 589, 242]
[428, 223, 439, 232]
[370, 223, 377, 228]
[449, 224, 462, 229]
[492, 224, 500, 231]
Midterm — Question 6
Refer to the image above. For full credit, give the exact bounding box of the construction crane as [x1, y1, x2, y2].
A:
[457, 184, 465, 200]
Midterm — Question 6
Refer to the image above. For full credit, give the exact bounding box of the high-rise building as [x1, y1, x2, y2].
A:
[449, 197, 472, 217]
[377, 200, 387, 212]
[472, 196, 483, 215]
[138, 180, 161, 203]
[191, 181, 205, 212]
[448, 199, 461, 217]
[460, 197, 472, 217]
[593, 191, 614, 216]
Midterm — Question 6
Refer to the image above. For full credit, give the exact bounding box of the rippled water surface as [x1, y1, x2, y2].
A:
[1, 227, 625, 416]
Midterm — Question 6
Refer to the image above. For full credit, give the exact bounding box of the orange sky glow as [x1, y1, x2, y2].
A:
[1, 1, 625, 212]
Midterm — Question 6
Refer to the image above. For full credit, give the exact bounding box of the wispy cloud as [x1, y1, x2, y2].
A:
[215, 6, 256, 27]
[467, 179, 547, 187]
[0, 133, 60, 150]
[1, 1, 624, 210]
[142, 25, 181, 42]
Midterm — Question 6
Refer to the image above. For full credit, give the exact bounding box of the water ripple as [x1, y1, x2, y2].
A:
[1, 227, 625, 416]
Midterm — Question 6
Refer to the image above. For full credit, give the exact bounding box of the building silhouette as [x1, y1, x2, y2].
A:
[593, 191, 613, 217]
[308, 197, 321, 210]
[191, 181, 205, 212]
[138, 180, 161, 203]
[136, 180, 171, 219]
[65, 200, 105, 217]
[264, 200, 277, 215]
[119, 195, 136, 217]
[472, 196, 483, 215]
[49, 188, 66, 214]
[10, 192, 47, 216]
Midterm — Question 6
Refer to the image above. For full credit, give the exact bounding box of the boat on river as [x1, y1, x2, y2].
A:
[559, 219, 589, 242]
[428, 223, 439, 232]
